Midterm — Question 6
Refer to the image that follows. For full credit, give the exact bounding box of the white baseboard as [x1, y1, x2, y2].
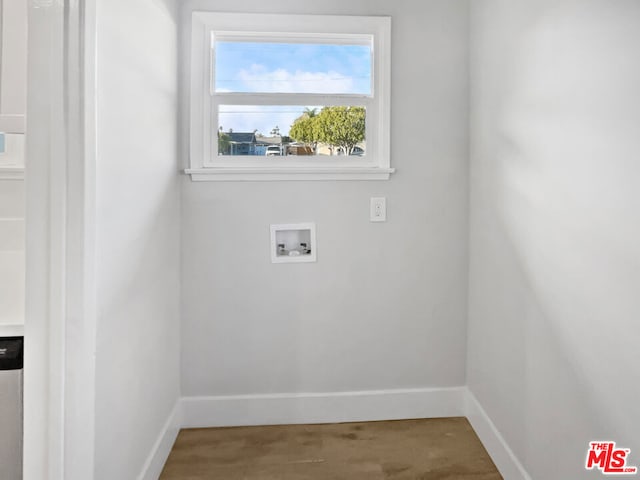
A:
[146, 388, 530, 480]
[138, 401, 181, 480]
[465, 389, 532, 480]
[181, 387, 467, 428]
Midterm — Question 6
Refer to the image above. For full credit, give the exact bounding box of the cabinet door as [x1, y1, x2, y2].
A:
[0, 0, 27, 133]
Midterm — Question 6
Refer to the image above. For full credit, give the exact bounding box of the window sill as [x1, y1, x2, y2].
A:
[0, 167, 25, 180]
[185, 167, 395, 182]
[0, 114, 26, 134]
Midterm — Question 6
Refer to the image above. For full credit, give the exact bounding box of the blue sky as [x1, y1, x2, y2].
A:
[215, 41, 371, 135]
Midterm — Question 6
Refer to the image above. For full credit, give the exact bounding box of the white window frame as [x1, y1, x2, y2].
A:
[187, 12, 393, 181]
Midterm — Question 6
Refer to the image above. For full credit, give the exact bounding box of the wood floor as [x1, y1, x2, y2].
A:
[160, 417, 502, 479]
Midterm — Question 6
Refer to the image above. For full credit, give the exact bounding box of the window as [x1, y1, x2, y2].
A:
[187, 12, 393, 181]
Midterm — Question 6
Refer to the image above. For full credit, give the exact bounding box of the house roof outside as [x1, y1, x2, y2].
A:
[255, 134, 282, 146]
[225, 132, 256, 144]
[224, 132, 283, 145]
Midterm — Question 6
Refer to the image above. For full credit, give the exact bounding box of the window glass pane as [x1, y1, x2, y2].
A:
[218, 105, 366, 157]
[214, 41, 372, 95]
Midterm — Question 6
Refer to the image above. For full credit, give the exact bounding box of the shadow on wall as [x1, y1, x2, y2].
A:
[488, 0, 640, 476]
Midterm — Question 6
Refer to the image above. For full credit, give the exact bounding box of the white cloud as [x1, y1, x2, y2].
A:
[237, 64, 355, 94]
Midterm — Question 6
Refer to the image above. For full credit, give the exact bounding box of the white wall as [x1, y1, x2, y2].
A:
[0, 0, 27, 129]
[0, 0, 27, 327]
[93, 0, 181, 478]
[468, 1, 640, 478]
[0, 179, 24, 325]
[180, 0, 470, 398]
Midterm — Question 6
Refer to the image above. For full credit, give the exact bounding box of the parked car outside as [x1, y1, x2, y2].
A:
[265, 145, 281, 156]
[350, 146, 365, 156]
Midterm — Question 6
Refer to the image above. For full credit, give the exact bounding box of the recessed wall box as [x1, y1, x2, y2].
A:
[270, 223, 317, 263]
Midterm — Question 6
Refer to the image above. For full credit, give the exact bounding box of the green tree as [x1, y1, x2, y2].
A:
[314, 106, 365, 155]
[289, 114, 317, 145]
[289, 106, 365, 155]
[303, 107, 318, 118]
[218, 129, 231, 154]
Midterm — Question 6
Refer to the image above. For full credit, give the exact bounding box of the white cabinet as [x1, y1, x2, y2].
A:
[0, 1, 26, 324]
[0, 0, 27, 177]
[0, 0, 27, 134]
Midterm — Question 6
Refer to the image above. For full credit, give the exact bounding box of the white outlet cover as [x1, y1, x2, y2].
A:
[370, 197, 387, 222]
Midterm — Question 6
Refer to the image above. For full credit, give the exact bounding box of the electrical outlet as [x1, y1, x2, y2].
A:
[370, 197, 386, 222]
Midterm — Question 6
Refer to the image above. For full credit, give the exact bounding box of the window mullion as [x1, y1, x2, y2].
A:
[213, 93, 371, 107]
